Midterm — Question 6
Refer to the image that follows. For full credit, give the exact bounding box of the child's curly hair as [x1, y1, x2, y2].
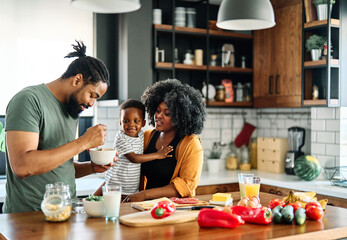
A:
[141, 79, 206, 138]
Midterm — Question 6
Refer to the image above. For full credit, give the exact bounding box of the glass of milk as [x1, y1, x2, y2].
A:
[102, 183, 122, 222]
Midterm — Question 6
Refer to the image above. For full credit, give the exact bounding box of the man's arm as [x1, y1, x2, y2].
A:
[124, 145, 173, 163]
[6, 124, 107, 179]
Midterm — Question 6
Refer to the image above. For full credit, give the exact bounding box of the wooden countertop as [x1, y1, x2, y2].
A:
[1, 192, 347, 240]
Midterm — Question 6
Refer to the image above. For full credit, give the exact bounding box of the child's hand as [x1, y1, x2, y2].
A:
[156, 145, 174, 159]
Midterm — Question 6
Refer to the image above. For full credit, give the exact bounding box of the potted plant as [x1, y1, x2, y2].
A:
[306, 34, 326, 61]
[206, 142, 222, 174]
[313, 0, 336, 20]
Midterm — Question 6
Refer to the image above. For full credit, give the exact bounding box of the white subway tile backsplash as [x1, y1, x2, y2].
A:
[258, 119, 271, 128]
[311, 143, 326, 155]
[311, 120, 326, 131]
[326, 144, 340, 156]
[336, 107, 340, 119]
[233, 119, 244, 128]
[311, 131, 317, 142]
[311, 108, 317, 119]
[335, 132, 340, 144]
[316, 131, 335, 144]
[325, 120, 340, 131]
[316, 108, 335, 119]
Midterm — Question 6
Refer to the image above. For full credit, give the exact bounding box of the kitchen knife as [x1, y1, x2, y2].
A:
[176, 205, 215, 210]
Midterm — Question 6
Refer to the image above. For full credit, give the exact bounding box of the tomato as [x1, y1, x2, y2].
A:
[306, 206, 324, 220]
[268, 199, 286, 210]
[305, 201, 322, 210]
[287, 203, 302, 213]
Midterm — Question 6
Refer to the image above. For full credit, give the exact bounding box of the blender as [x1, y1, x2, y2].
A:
[285, 126, 305, 175]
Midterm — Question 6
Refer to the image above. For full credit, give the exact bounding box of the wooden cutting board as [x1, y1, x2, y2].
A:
[131, 199, 209, 211]
[119, 210, 199, 227]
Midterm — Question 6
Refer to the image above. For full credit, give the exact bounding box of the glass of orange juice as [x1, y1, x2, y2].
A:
[238, 173, 254, 199]
[244, 176, 261, 198]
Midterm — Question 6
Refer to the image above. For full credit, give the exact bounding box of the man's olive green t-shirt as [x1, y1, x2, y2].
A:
[3, 84, 78, 213]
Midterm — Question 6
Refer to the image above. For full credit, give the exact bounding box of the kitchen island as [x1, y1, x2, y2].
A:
[1, 192, 347, 240]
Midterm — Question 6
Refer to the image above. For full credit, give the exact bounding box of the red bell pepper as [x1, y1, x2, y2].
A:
[197, 208, 245, 229]
[230, 206, 272, 224]
[150, 201, 176, 219]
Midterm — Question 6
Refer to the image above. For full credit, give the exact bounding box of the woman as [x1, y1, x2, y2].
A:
[128, 79, 206, 202]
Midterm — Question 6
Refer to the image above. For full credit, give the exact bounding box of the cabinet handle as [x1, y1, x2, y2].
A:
[269, 76, 274, 95]
[276, 190, 282, 196]
[275, 74, 280, 94]
[269, 188, 275, 194]
[216, 187, 220, 193]
[223, 187, 228, 192]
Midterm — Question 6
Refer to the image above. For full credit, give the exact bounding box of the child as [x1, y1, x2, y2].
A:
[95, 99, 173, 195]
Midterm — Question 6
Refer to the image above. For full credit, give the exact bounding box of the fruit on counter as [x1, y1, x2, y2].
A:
[197, 208, 245, 229]
[294, 155, 322, 181]
[150, 201, 176, 219]
[272, 206, 283, 223]
[282, 191, 328, 210]
[287, 203, 302, 213]
[281, 205, 295, 224]
[294, 208, 306, 225]
[230, 206, 272, 225]
[268, 198, 286, 210]
[305, 202, 324, 220]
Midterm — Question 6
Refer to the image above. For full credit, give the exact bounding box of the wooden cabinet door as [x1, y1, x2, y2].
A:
[253, 0, 302, 108]
[253, 27, 276, 107]
[274, 1, 302, 107]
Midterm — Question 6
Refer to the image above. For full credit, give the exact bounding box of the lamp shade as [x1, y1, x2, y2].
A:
[71, 0, 141, 14]
[216, 0, 275, 31]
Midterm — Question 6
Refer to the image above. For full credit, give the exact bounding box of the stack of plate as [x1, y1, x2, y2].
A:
[175, 7, 186, 27]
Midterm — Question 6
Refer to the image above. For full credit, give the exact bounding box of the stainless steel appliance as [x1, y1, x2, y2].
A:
[285, 126, 305, 175]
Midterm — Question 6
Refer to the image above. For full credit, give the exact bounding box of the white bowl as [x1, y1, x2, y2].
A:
[83, 198, 105, 217]
[89, 148, 116, 165]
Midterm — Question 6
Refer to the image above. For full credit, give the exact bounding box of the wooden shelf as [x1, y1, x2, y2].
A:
[155, 62, 253, 73]
[303, 99, 327, 106]
[154, 24, 253, 39]
[208, 101, 253, 107]
[304, 19, 340, 29]
[304, 59, 339, 68]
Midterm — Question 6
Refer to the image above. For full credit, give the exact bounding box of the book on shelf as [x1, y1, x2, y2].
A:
[304, 0, 317, 23]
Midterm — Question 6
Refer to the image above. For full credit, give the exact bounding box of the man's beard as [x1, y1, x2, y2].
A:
[66, 91, 85, 119]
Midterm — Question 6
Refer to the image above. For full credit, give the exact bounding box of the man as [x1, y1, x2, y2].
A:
[3, 41, 112, 213]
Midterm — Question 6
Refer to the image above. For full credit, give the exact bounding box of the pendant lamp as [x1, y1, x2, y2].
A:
[71, 0, 141, 14]
[216, 0, 275, 31]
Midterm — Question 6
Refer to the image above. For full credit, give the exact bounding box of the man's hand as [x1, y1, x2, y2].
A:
[81, 124, 107, 149]
[91, 155, 118, 173]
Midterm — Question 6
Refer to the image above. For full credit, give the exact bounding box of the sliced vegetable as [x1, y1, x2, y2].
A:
[230, 206, 272, 225]
[86, 195, 104, 201]
[268, 198, 286, 210]
[150, 201, 176, 219]
[197, 208, 244, 229]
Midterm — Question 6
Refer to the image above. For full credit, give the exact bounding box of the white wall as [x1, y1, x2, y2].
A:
[0, 0, 94, 115]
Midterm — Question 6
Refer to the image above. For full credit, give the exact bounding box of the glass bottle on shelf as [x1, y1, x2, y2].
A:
[226, 142, 238, 170]
[243, 83, 251, 102]
[239, 145, 251, 171]
[236, 83, 244, 102]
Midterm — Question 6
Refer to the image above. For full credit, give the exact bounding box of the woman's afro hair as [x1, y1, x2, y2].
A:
[141, 79, 206, 138]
